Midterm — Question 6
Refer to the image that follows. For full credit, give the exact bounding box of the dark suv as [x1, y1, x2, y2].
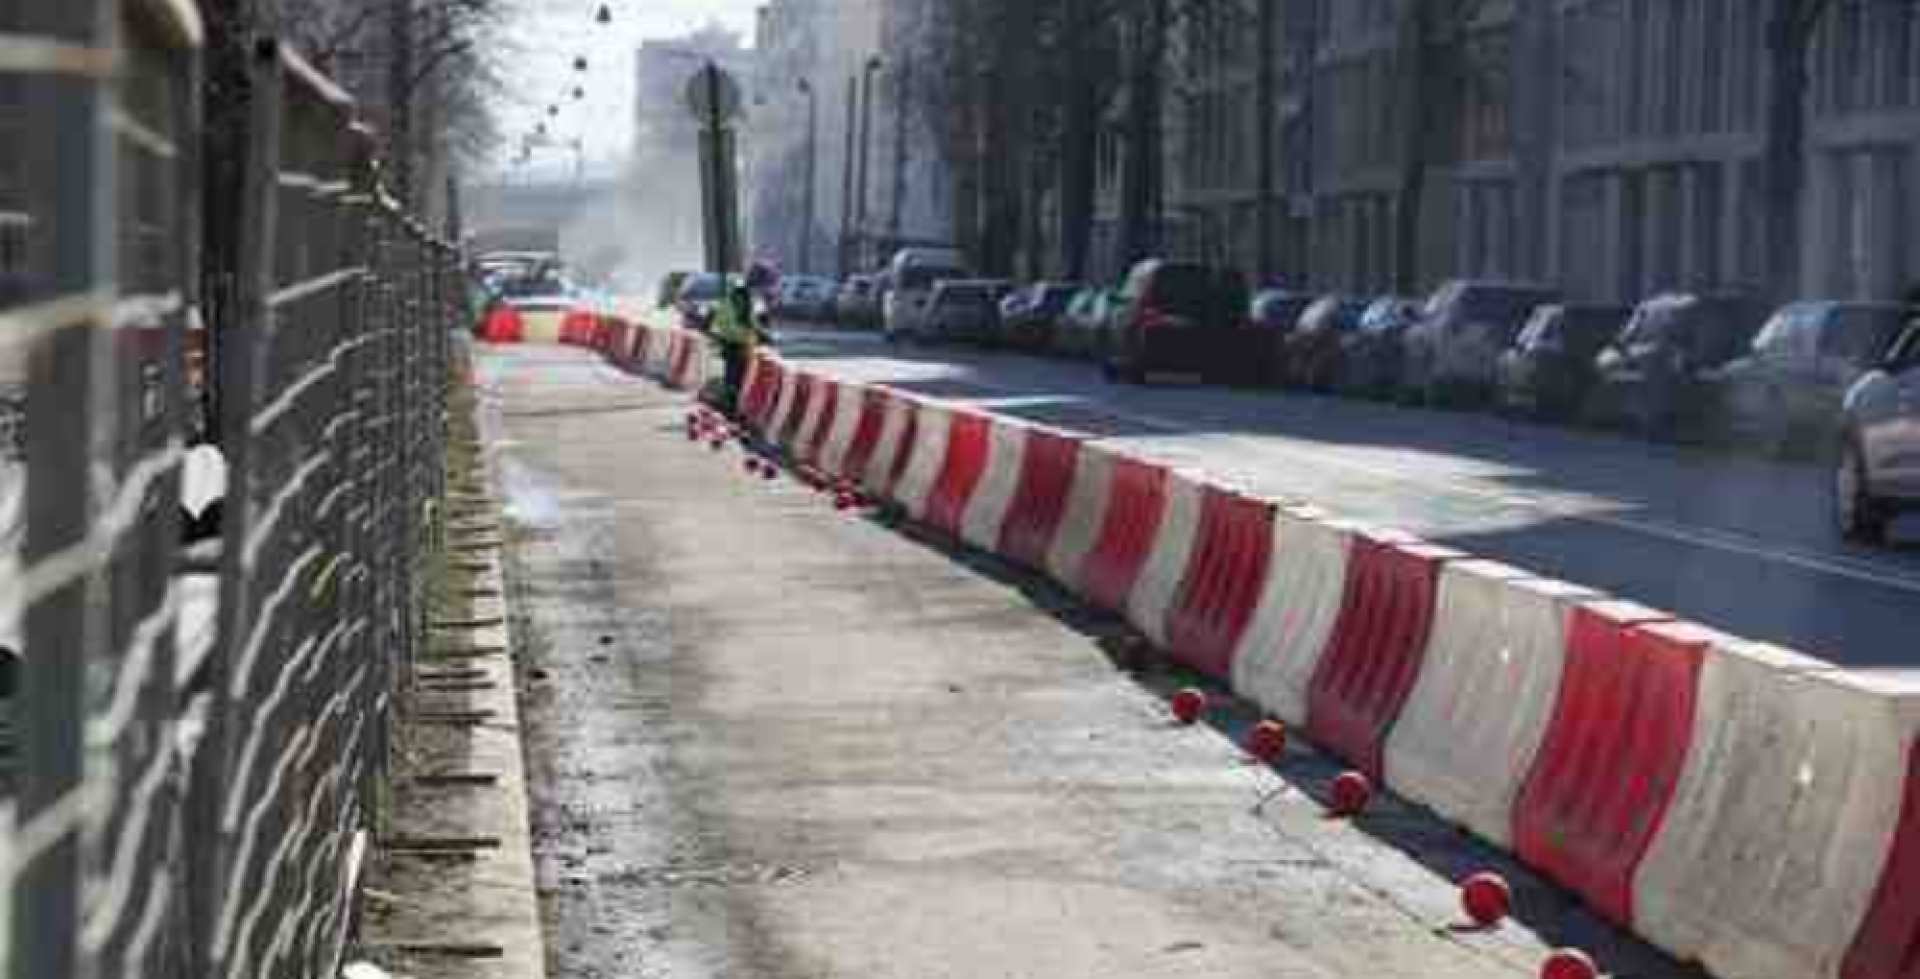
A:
[1587, 292, 1768, 439]
[1495, 303, 1632, 421]
[1103, 259, 1249, 384]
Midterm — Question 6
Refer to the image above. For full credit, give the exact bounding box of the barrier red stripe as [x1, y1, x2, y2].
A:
[923, 412, 992, 537]
[780, 373, 816, 446]
[838, 389, 889, 483]
[1842, 738, 1920, 979]
[880, 402, 920, 497]
[804, 382, 842, 464]
[478, 306, 524, 343]
[1305, 538, 1448, 778]
[630, 325, 651, 367]
[560, 309, 597, 346]
[1078, 457, 1169, 613]
[997, 431, 1082, 570]
[1513, 613, 1707, 926]
[671, 335, 697, 389]
[1164, 490, 1276, 681]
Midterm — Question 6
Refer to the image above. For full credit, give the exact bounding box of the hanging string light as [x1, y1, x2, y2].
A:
[596, 5, 612, 26]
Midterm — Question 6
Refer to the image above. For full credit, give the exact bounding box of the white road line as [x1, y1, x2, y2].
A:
[800, 353, 1920, 599]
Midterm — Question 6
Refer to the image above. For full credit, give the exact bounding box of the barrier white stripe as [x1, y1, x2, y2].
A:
[0, 781, 98, 891]
[1229, 508, 1356, 725]
[861, 394, 912, 491]
[1045, 443, 1114, 594]
[1126, 470, 1205, 648]
[890, 400, 951, 521]
[959, 418, 1029, 552]
[766, 368, 801, 441]
[791, 377, 831, 453]
[1382, 565, 1597, 846]
[1633, 647, 1920, 979]
[817, 387, 864, 478]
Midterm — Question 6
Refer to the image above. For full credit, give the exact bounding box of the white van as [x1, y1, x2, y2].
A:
[882, 247, 970, 342]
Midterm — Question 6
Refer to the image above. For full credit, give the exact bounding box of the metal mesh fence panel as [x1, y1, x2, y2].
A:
[1, 10, 455, 979]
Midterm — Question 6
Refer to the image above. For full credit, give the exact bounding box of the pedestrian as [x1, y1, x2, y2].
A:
[709, 281, 758, 417]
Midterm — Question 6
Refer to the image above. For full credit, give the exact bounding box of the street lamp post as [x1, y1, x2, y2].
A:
[855, 55, 883, 268]
[798, 78, 819, 275]
[839, 75, 857, 277]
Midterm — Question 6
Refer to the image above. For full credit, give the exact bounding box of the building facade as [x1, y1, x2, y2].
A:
[1096, 0, 1920, 304]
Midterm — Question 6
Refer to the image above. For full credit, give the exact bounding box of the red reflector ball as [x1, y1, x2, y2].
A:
[1461, 872, 1512, 927]
[1329, 771, 1373, 817]
[1540, 950, 1597, 979]
[1169, 688, 1208, 726]
[1246, 720, 1288, 763]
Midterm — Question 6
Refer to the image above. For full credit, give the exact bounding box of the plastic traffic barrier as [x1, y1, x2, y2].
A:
[997, 430, 1083, 570]
[1306, 535, 1458, 779]
[958, 418, 1029, 551]
[778, 372, 817, 448]
[740, 357, 779, 432]
[817, 382, 867, 478]
[478, 305, 525, 343]
[1045, 444, 1115, 589]
[559, 309, 598, 346]
[1844, 732, 1920, 979]
[924, 410, 992, 538]
[1631, 647, 1920, 979]
[1076, 456, 1170, 614]
[1126, 472, 1205, 648]
[834, 388, 888, 486]
[862, 393, 917, 498]
[1383, 566, 1605, 846]
[889, 400, 952, 521]
[1514, 611, 1711, 926]
[800, 380, 842, 464]
[629, 323, 652, 369]
[1229, 509, 1356, 725]
[1162, 489, 1276, 681]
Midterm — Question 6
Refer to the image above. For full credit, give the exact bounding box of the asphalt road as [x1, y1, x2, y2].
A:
[481, 344, 1699, 979]
[775, 327, 1920, 670]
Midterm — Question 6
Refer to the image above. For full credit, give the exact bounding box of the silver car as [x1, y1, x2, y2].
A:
[1836, 319, 1920, 544]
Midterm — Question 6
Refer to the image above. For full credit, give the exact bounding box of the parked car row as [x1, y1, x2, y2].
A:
[797, 251, 1917, 545]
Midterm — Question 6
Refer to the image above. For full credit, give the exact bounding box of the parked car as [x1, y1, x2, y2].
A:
[923, 279, 1006, 344]
[1280, 296, 1369, 391]
[1245, 289, 1315, 386]
[1335, 296, 1422, 399]
[675, 272, 730, 331]
[1835, 318, 1920, 544]
[1587, 292, 1768, 439]
[1403, 280, 1560, 405]
[1714, 302, 1908, 456]
[883, 247, 971, 342]
[834, 274, 881, 327]
[773, 275, 838, 322]
[1494, 303, 1632, 421]
[1058, 286, 1122, 359]
[1104, 259, 1248, 384]
[1000, 281, 1082, 351]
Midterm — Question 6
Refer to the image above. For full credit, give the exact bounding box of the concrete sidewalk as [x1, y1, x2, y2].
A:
[482, 345, 1698, 979]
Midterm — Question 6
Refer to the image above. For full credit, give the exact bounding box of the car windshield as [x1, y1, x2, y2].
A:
[1824, 307, 1907, 364]
[680, 275, 726, 302]
[498, 271, 572, 300]
[936, 284, 995, 306]
[901, 266, 970, 291]
[1142, 264, 1212, 315]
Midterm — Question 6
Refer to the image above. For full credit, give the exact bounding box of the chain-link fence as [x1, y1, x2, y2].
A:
[1, 3, 462, 978]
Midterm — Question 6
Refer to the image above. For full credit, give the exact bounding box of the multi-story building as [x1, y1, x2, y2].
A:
[1095, 0, 1920, 305]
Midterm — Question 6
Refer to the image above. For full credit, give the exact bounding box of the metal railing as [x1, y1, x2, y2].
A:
[0, 3, 461, 978]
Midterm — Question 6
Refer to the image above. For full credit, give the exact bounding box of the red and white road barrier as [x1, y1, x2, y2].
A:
[589, 347, 1920, 979]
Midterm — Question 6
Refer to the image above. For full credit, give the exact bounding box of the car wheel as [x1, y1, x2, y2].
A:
[1836, 437, 1891, 545]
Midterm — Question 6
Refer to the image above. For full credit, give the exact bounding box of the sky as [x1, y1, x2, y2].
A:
[489, 0, 761, 180]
